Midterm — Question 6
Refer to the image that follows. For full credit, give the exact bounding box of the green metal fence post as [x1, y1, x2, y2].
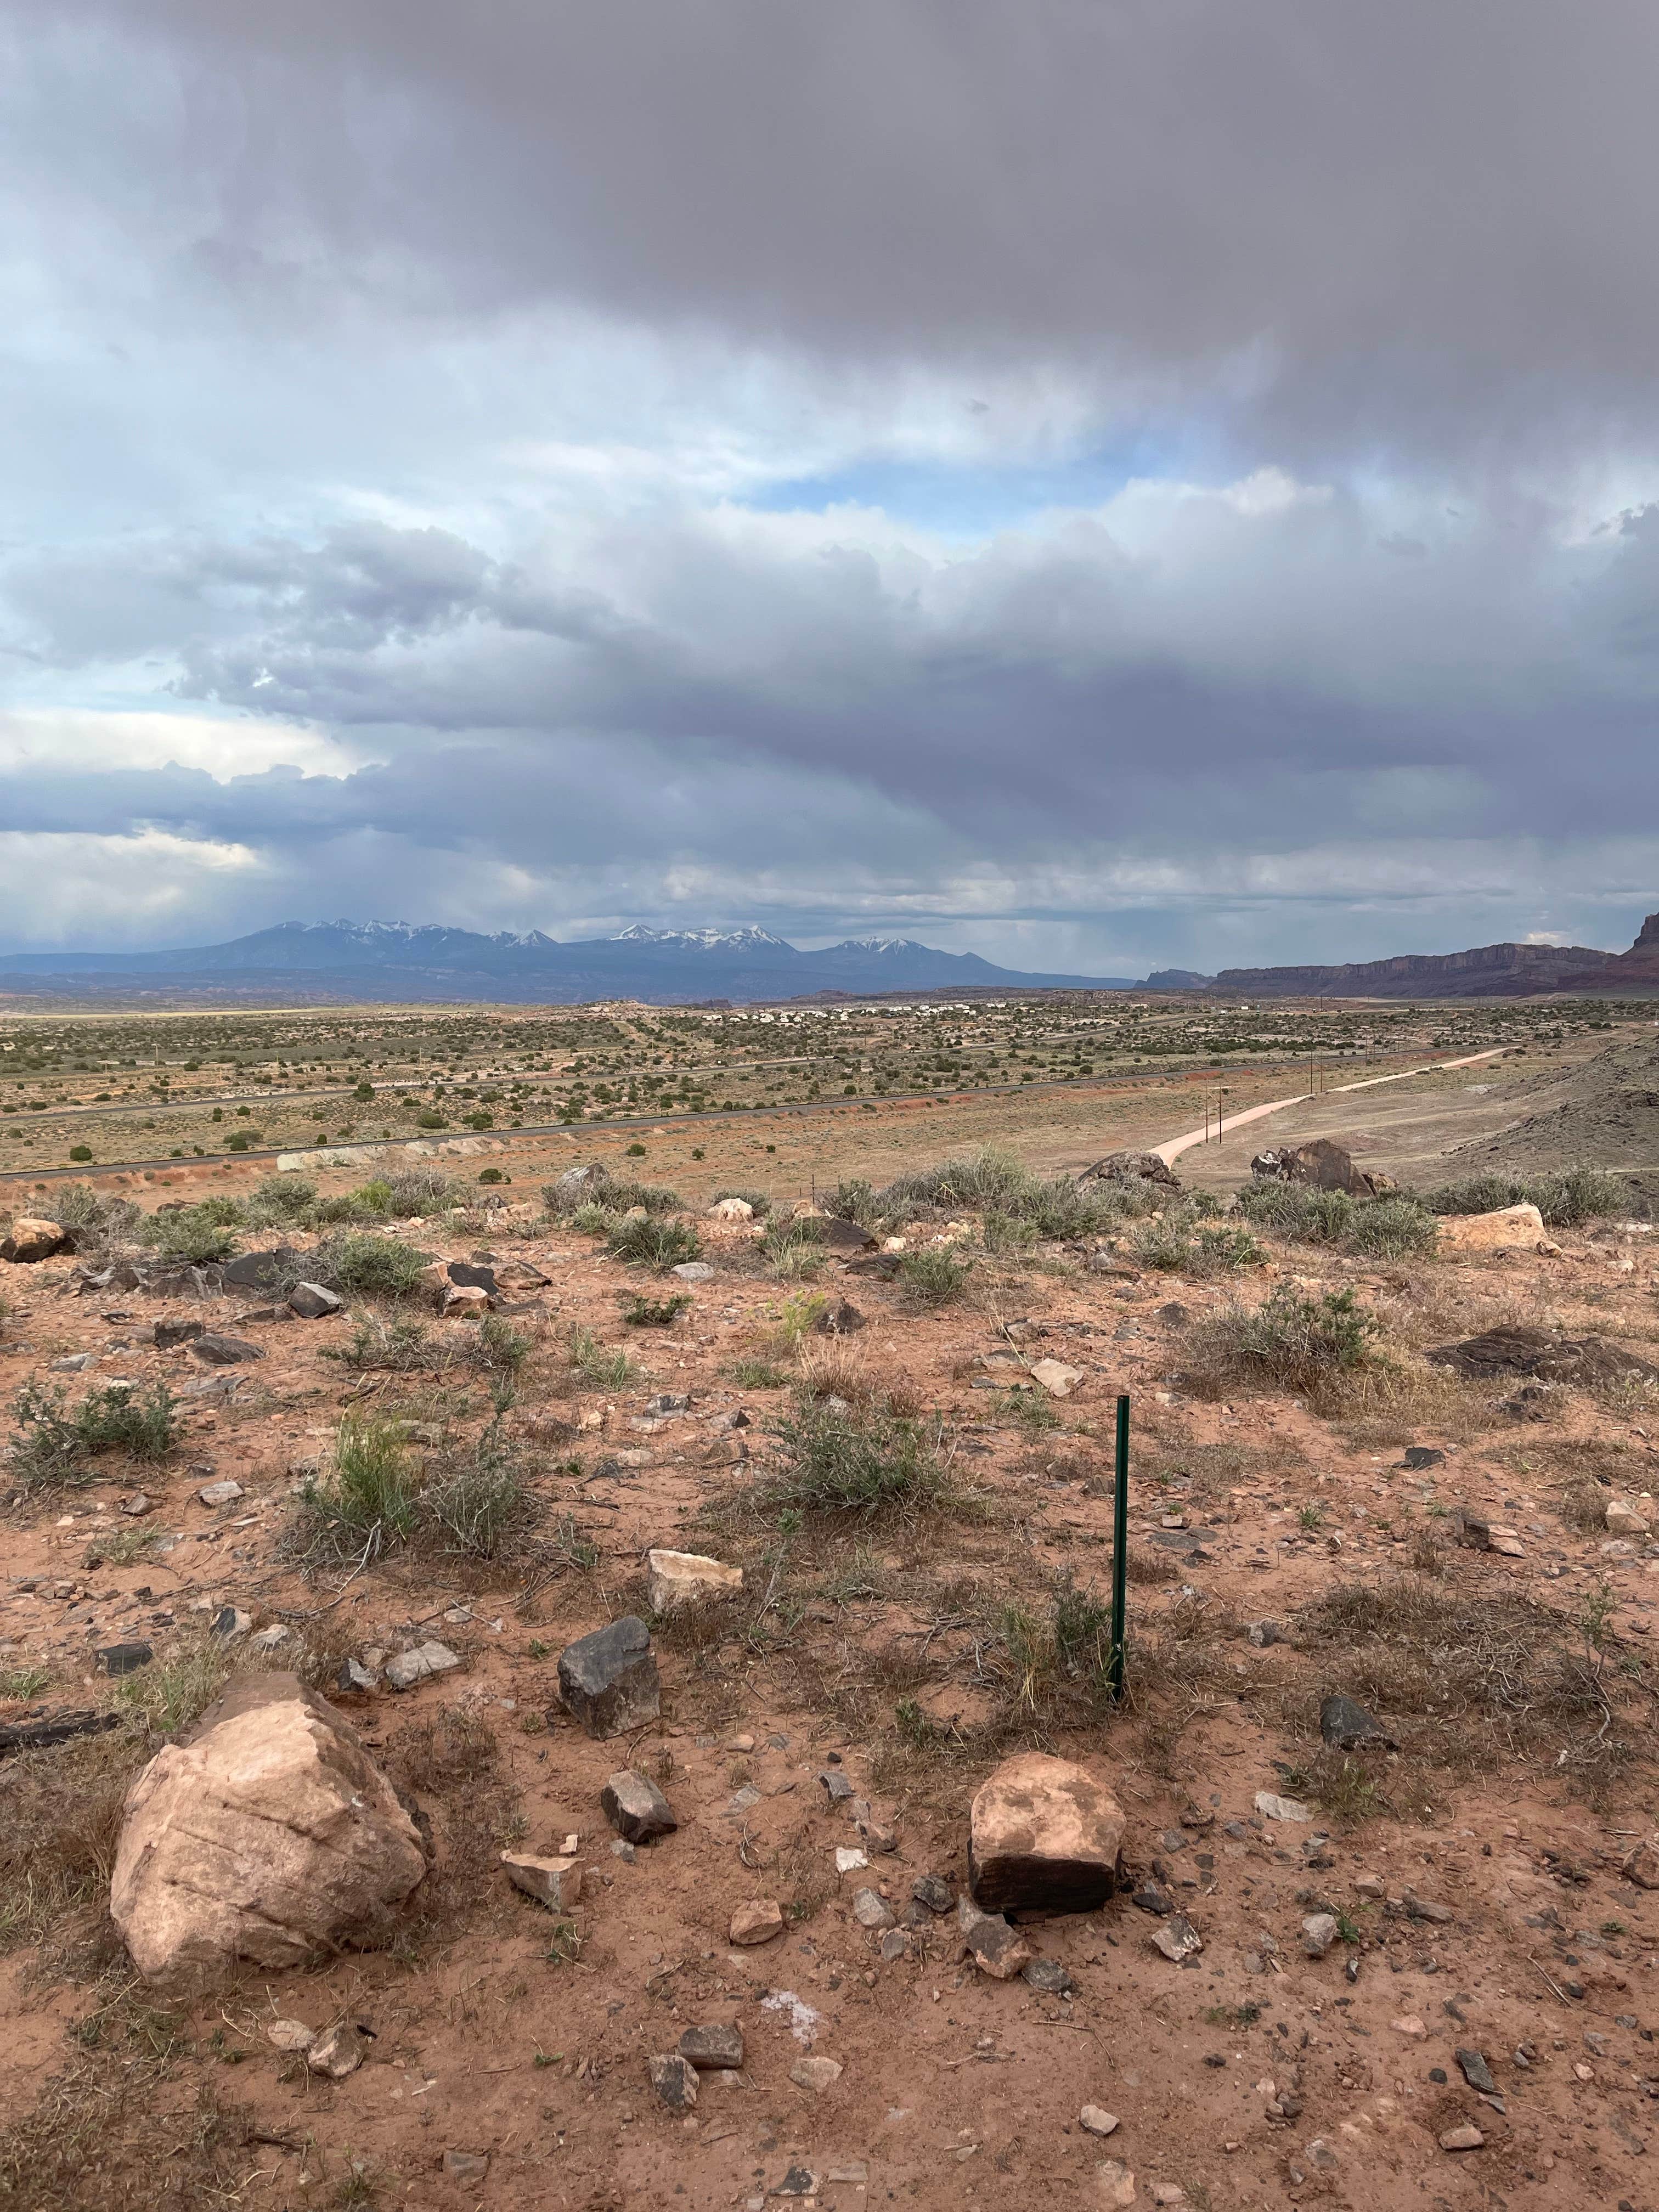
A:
[1109, 1392, 1130, 1701]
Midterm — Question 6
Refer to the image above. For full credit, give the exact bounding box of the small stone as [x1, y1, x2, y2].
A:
[1621, 1835, 1659, 1889]
[190, 1335, 266, 1365]
[1253, 1791, 1312, 1824]
[1319, 1694, 1397, 1751]
[811, 1300, 866, 1336]
[1246, 1620, 1283, 1647]
[789, 2056, 842, 2094]
[1438, 2125, 1485, 2152]
[1023, 1957, 1076, 1995]
[335, 1658, 377, 1695]
[646, 1548, 743, 1611]
[707, 1197, 754, 1221]
[851, 1887, 895, 1930]
[679, 2023, 743, 2070]
[729, 1898, 785, 1946]
[911, 1874, 954, 1914]
[601, 1768, 678, 1843]
[819, 1767, 855, 1804]
[501, 1852, 583, 1911]
[288, 1283, 344, 1320]
[835, 1846, 868, 1875]
[1096, 2158, 1137, 2208]
[95, 1641, 153, 1677]
[612, 1838, 636, 1861]
[1605, 1498, 1650, 1536]
[442, 2151, 490, 2183]
[1150, 1914, 1203, 1962]
[51, 1353, 96, 1373]
[1456, 2049, 1497, 2095]
[648, 2053, 699, 2112]
[1131, 1881, 1174, 1917]
[878, 1927, 909, 1962]
[119, 1492, 153, 1517]
[1080, 2106, 1120, 2137]
[307, 2024, 366, 2079]
[557, 1616, 661, 1739]
[1028, 1357, 1083, 1396]
[1391, 2016, 1427, 2039]
[670, 1261, 716, 1281]
[266, 2019, 315, 2052]
[383, 1640, 461, 1691]
[249, 1624, 289, 1654]
[957, 1898, 1033, 1979]
[213, 1606, 253, 1641]
[1301, 1913, 1340, 1958]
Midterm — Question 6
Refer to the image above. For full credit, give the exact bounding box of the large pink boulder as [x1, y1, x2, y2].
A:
[111, 1673, 426, 1991]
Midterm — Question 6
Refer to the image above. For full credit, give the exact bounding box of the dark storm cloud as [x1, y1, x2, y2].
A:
[27, 0, 1659, 456]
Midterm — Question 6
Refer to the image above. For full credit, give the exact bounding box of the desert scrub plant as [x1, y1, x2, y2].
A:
[298, 1414, 421, 1562]
[5, 1379, 179, 1494]
[621, 1291, 692, 1327]
[381, 1166, 469, 1217]
[247, 1173, 319, 1223]
[311, 1230, 430, 1299]
[898, 1245, 973, 1305]
[996, 1577, 1115, 1719]
[421, 1419, 534, 1558]
[606, 1215, 701, 1269]
[137, 1205, 238, 1265]
[569, 1200, 620, 1235]
[1130, 1201, 1261, 1274]
[759, 1214, 826, 1279]
[821, 1177, 877, 1227]
[1423, 1164, 1625, 1227]
[45, 1182, 140, 1262]
[1234, 1181, 1438, 1259]
[764, 1401, 953, 1517]
[340, 1314, 433, 1371]
[567, 1325, 635, 1389]
[466, 1314, 533, 1375]
[114, 1641, 230, 1734]
[1184, 1284, 1382, 1405]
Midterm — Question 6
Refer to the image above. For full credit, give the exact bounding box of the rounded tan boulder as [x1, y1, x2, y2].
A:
[969, 1752, 1125, 1914]
[1, 1216, 66, 1263]
[1435, 1203, 1547, 1254]
[110, 1673, 427, 1993]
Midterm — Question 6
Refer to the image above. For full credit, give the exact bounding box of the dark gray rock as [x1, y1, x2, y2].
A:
[190, 1334, 266, 1365]
[1456, 2049, 1497, 2095]
[1401, 1446, 1445, 1470]
[557, 1616, 661, 1738]
[1131, 1880, 1175, 1916]
[819, 1217, 877, 1255]
[679, 2022, 743, 2070]
[811, 1299, 866, 1335]
[446, 1261, 499, 1294]
[601, 1767, 678, 1843]
[818, 1767, 854, 1805]
[288, 1282, 344, 1319]
[222, 1249, 296, 1292]
[647, 2052, 698, 2112]
[95, 1641, 153, 1676]
[154, 1319, 206, 1351]
[1023, 1956, 1077, 1995]
[1320, 1694, 1398, 1751]
[911, 1874, 954, 1914]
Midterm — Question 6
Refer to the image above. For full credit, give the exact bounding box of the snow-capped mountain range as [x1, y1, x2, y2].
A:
[0, 919, 1131, 1005]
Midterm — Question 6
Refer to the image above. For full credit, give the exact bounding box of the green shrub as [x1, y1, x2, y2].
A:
[622, 1292, 692, 1326]
[382, 1167, 467, 1217]
[138, 1206, 239, 1264]
[250, 1173, 318, 1222]
[569, 1201, 619, 1235]
[5, 1379, 179, 1495]
[605, 1215, 701, 1269]
[765, 1402, 952, 1516]
[898, 1245, 973, 1304]
[68, 1146, 92, 1164]
[43, 1183, 139, 1263]
[999, 1576, 1115, 1716]
[1344, 1197, 1439, 1259]
[821, 1178, 877, 1227]
[299, 1414, 420, 1561]
[467, 1315, 533, 1374]
[1188, 1284, 1380, 1400]
[727, 1357, 788, 1389]
[1235, 1180, 1438, 1259]
[759, 1215, 825, 1278]
[312, 1231, 430, 1299]
[422, 1420, 533, 1558]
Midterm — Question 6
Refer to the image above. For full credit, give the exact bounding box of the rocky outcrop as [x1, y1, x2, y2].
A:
[1250, 1139, 1396, 1198]
[1, 1217, 66, 1263]
[110, 1673, 427, 1992]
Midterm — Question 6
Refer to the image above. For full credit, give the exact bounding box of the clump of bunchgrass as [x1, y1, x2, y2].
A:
[763, 1400, 953, 1517]
[566, 1326, 635, 1389]
[1422, 1164, 1624, 1227]
[1183, 1284, 1383, 1407]
[5, 1379, 180, 1496]
[297, 1413, 421, 1562]
[898, 1245, 973, 1305]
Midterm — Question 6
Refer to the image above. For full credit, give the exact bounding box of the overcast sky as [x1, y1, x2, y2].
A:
[5, 2, 1659, 975]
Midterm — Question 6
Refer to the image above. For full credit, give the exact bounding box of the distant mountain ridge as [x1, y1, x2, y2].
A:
[1147, 912, 1659, 1000]
[0, 919, 1132, 1005]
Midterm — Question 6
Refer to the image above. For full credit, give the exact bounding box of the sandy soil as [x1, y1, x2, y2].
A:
[2, 1088, 1658, 2212]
